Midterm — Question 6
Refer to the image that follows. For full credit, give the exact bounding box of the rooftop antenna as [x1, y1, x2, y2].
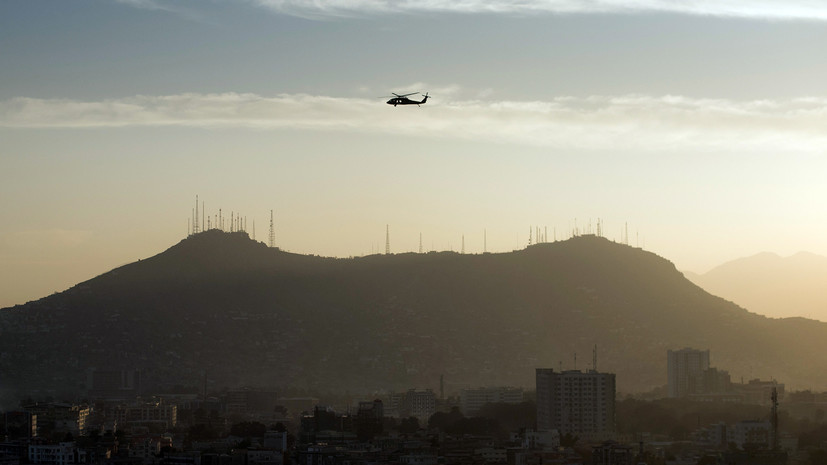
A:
[385, 225, 390, 254]
[593, 345, 597, 372]
[771, 387, 779, 450]
[528, 226, 532, 246]
[219, 209, 223, 231]
[461, 235, 465, 254]
[419, 233, 423, 253]
[195, 195, 199, 234]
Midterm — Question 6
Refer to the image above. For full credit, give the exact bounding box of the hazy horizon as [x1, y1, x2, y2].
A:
[2, 1, 826, 314]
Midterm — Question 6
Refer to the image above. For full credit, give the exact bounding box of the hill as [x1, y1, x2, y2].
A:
[685, 252, 827, 321]
[2, 230, 827, 400]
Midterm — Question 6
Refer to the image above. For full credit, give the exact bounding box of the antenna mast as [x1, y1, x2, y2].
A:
[771, 387, 779, 450]
[194, 195, 199, 234]
[268, 210, 275, 248]
[593, 345, 597, 372]
[385, 225, 390, 255]
[419, 233, 423, 254]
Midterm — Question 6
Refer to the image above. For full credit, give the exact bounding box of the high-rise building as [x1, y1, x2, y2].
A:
[356, 399, 384, 441]
[667, 348, 710, 398]
[401, 389, 436, 420]
[535, 369, 616, 441]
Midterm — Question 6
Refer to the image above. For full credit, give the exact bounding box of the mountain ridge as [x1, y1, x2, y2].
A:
[685, 251, 827, 320]
[2, 231, 826, 400]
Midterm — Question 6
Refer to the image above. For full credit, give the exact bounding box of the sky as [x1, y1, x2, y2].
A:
[2, 0, 827, 310]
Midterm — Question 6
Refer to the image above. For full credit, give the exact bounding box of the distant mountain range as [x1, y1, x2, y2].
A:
[684, 252, 827, 321]
[2, 231, 827, 401]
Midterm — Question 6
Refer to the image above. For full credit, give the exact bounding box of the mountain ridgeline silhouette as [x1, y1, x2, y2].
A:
[685, 251, 827, 321]
[2, 230, 826, 397]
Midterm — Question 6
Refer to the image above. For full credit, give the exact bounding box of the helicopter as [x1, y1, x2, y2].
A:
[386, 92, 429, 107]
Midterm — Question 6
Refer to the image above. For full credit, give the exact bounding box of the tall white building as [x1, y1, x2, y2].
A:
[403, 389, 436, 420]
[667, 348, 710, 398]
[535, 369, 615, 441]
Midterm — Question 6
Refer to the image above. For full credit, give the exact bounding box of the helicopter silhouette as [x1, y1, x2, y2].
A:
[386, 92, 429, 107]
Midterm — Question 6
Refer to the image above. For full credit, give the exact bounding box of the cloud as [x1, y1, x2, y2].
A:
[114, 0, 175, 12]
[246, 0, 827, 21]
[2, 92, 827, 153]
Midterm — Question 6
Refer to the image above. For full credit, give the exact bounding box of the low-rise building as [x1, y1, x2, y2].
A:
[28, 442, 76, 465]
[460, 388, 524, 416]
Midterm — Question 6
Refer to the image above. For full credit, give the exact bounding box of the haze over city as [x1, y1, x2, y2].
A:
[2, 0, 827, 314]
[7, 5, 827, 465]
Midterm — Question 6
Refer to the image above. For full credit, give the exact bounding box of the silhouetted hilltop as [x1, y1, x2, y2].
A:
[2, 231, 826, 399]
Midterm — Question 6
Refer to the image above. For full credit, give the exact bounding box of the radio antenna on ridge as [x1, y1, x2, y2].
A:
[385, 225, 390, 255]
[268, 210, 275, 248]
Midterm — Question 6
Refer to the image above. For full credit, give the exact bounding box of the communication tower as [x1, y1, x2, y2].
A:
[268, 210, 275, 248]
[194, 195, 199, 234]
[385, 225, 390, 254]
[771, 387, 779, 450]
[593, 345, 597, 372]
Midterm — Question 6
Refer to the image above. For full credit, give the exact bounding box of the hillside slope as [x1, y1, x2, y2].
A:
[2, 230, 826, 399]
[685, 252, 827, 321]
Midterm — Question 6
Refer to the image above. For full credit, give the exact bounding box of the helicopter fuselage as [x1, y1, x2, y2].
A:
[387, 94, 428, 107]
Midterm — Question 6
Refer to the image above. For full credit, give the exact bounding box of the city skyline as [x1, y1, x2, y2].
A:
[2, 1, 827, 309]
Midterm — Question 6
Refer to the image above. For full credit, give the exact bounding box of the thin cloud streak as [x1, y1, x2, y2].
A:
[3, 93, 827, 152]
[248, 0, 827, 21]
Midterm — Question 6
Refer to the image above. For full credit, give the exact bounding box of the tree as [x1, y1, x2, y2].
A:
[230, 421, 266, 438]
[188, 423, 219, 442]
[399, 417, 420, 434]
[428, 407, 464, 431]
[560, 432, 579, 448]
[810, 449, 827, 465]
